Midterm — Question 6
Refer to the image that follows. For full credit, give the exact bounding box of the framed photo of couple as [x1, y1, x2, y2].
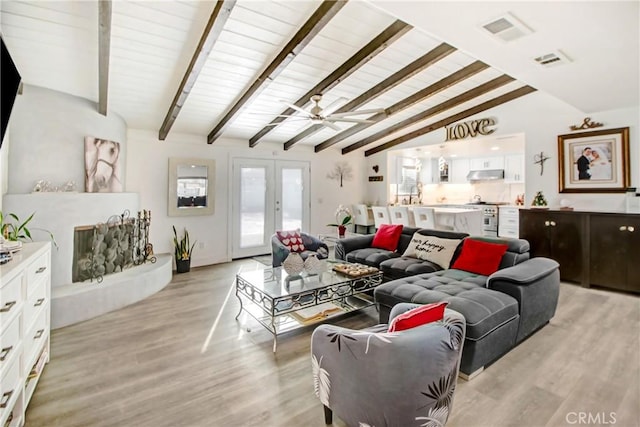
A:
[558, 127, 630, 193]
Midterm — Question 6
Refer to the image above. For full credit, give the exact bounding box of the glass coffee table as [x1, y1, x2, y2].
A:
[235, 261, 383, 351]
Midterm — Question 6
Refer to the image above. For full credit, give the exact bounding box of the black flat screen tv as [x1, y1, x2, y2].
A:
[1, 35, 22, 147]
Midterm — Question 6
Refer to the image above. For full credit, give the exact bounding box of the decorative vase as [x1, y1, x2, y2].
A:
[338, 225, 346, 238]
[176, 258, 191, 273]
[304, 253, 322, 274]
[282, 252, 304, 276]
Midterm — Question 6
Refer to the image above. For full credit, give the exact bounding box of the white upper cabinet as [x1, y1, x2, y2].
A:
[469, 156, 504, 170]
[504, 154, 525, 183]
[449, 158, 470, 183]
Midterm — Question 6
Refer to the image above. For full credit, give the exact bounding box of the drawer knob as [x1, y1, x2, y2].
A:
[34, 329, 45, 339]
[36, 266, 47, 274]
[629, 226, 635, 232]
[0, 301, 16, 313]
[34, 298, 45, 307]
[0, 390, 13, 408]
[619, 225, 627, 231]
[544, 221, 550, 226]
[550, 221, 556, 227]
[0, 345, 13, 362]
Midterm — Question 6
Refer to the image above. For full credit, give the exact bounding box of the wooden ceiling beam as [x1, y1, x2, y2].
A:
[248, 19, 412, 147]
[314, 60, 488, 152]
[98, 0, 112, 116]
[341, 74, 514, 154]
[207, 0, 346, 144]
[282, 43, 456, 150]
[364, 85, 537, 156]
[159, 0, 237, 140]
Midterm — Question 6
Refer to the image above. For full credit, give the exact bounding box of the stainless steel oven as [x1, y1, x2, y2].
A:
[481, 205, 498, 237]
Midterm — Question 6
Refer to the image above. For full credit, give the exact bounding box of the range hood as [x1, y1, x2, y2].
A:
[466, 169, 505, 182]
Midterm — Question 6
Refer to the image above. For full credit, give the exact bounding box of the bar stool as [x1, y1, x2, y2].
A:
[388, 206, 411, 226]
[413, 207, 436, 229]
[352, 204, 375, 234]
[371, 206, 390, 230]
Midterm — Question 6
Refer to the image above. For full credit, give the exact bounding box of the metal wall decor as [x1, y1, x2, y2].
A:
[73, 210, 156, 283]
[533, 152, 551, 176]
[326, 161, 353, 187]
[445, 117, 496, 141]
[570, 117, 604, 131]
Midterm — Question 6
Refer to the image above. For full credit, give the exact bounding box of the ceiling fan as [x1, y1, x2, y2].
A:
[272, 94, 384, 131]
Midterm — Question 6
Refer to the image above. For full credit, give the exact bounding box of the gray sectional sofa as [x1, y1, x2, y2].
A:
[334, 228, 560, 378]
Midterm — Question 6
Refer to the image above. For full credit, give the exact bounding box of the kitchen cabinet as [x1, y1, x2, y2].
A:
[519, 209, 585, 284]
[469, 156, 504, 171]
[504, 154, 524, 183]
[498, 206, 519, 238]
[449, 158, 470, 184]
[589, 214, 640, 292]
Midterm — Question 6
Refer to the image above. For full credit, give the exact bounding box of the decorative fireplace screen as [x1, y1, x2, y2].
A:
[72, 210, 155, 283]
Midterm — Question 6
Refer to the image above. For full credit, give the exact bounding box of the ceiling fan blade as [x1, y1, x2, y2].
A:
[263, 118, 313, 127]
[326, 117, 374, 124]
[327, 108, 384, 117]
[322, 97, 349, 116]
[322, 121, 342, 131]
[279, 100, 310, 115]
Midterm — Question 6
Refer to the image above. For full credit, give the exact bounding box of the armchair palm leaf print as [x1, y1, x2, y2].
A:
[441, 317, 465, 351]
[312, 355, 331, 406]
[421, 370, 457, 410]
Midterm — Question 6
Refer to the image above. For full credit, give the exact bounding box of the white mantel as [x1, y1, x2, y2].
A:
[2, 192, 139, 288]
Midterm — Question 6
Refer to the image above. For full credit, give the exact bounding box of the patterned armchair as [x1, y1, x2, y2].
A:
[311, 304, 466, 427]
[271, 232, 329, 267]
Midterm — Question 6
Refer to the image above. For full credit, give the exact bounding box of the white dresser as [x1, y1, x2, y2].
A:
[498, 206, 520, 238]
[1, 242, 51, 427]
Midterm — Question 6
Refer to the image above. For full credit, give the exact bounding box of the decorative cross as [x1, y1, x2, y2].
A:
[534, 152, 550, 176]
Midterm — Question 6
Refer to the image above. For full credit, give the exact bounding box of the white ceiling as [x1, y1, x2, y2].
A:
[1, 0, 637, 153]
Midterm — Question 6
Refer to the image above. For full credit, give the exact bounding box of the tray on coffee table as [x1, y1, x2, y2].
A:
[332, 263, 379, 277]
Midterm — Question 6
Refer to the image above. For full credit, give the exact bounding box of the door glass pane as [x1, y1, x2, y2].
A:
[240, 167, 266, 248]
[281, 168, 303, 231]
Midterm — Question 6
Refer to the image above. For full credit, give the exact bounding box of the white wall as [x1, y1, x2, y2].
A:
[7, 85, 127, 194]
[125, 129, 367, 267]
[365, 91, 639, 210]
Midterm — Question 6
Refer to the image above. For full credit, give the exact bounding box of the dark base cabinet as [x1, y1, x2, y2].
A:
[589, 214, 640, 292]
[519, 209, 639, 293]
[519, 209, 585, 284]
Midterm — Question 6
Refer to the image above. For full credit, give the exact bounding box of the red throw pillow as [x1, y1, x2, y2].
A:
[371, 224, 403, 251]
[451, 238, 508, 276]
[276, 230, 305, 253]
[388, 302, 448, 332]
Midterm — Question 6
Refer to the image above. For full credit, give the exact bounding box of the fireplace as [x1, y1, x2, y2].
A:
[72, 210, 154, 283]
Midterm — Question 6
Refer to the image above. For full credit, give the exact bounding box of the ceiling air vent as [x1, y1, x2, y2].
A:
[534, 50, 572, 67]
[481, 12, 532, 42]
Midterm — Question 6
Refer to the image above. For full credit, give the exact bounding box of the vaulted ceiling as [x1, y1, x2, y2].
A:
[1, 1, 637, 156]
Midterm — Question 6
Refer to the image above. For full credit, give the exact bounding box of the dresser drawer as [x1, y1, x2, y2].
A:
[500, 216, 519, 226]
[24, 280, 47, 333]
[0, 315, 20, 379]
[499, 227, 519, 238]
[24, 309, 48, 370]
[0, 354, 20, 417]
[0, 275, 22, 327]
[26, 253, 50, 297]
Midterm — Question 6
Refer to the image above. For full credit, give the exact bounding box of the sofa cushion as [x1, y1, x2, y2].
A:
[451, 238, 508, 276]
[388, 301, 448, 332]
[375, 275, 518, 341]
[276, 230, 305, 252]
[371, 224, 403, 251]
[403, 233, 462, 268]
[346, 248, 400, 267]
[379, 257, 443, 281]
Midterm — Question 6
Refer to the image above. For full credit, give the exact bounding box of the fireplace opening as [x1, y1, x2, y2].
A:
[72, 210, 154, 283]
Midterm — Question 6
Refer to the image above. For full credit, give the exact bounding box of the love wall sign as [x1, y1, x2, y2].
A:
[445, 117, 496, 141]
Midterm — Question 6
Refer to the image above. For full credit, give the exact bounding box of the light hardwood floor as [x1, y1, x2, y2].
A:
[27, 260, 639, 427]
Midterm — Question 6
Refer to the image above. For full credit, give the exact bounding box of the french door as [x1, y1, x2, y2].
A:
[231, 159, 310, 258]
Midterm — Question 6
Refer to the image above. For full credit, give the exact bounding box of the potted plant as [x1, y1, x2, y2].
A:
[172, 226, 196, 273]
[0, 211, 57, 249]
[327, 205, 353, 238]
